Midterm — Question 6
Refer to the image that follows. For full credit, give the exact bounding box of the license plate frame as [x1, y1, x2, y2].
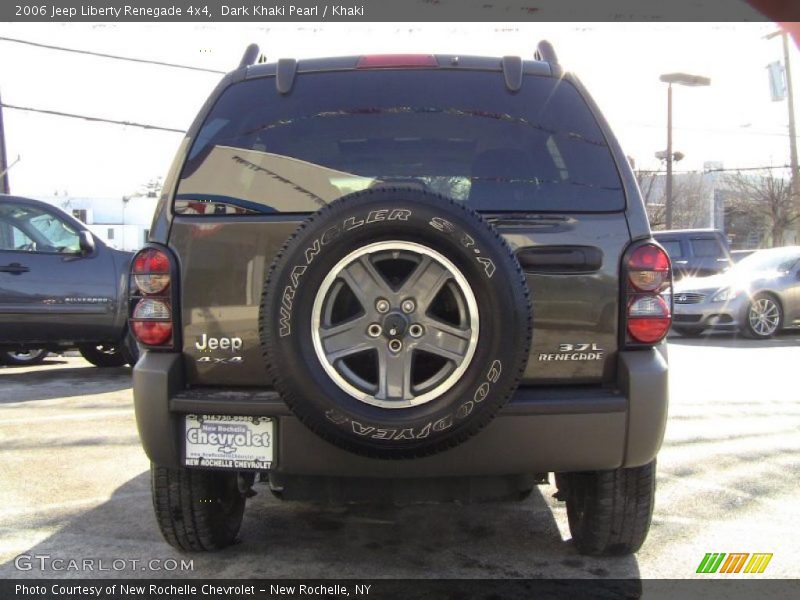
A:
[183, 414, 274, 470]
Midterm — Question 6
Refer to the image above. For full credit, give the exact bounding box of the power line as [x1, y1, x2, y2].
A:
[706, 164, 792, 173]
[620, 122, 792, 138]
[0, 36, 225, 75]
[637, 164, 791, 174]
[1, 103, 186, 134]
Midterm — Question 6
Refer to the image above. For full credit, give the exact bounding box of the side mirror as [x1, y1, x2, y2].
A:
[79, 230, 96, 255]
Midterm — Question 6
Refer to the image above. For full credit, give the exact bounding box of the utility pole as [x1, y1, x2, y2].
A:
[782, 32, 800, 241]
[0, 89, 9, 194]
[767, 29, 799, 241]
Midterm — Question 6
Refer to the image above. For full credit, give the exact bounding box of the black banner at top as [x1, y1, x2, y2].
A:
[3, 0, 800, 23]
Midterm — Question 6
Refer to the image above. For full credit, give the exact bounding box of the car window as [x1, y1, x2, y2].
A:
[783, 257, 800, 272]
[690, 238, 723, 258]
[176, 70, 624, 215]
[0, 203, 81, 253]
[0, 221, 35, 251]
[28, 213, 81, 252]
[733, 249, 800, 273]
[659, 240, 683, 259]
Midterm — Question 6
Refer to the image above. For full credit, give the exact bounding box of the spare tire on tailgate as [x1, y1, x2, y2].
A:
[260, 188, 532, 458]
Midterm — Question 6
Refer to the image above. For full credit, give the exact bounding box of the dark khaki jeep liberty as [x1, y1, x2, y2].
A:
[129, 42, 671, 556]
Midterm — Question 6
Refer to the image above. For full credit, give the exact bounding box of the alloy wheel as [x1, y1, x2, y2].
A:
[748, 297, 780, 337]
[311, 241, 479, 408]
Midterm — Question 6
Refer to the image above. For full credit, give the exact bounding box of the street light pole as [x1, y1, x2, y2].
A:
[659, 73, 711, 231]
[665, 83, 674, 229]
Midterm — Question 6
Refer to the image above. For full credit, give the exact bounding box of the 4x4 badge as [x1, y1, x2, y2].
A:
[197, 356, 244, 365]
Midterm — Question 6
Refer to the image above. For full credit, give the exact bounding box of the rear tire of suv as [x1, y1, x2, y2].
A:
[151, 464, 246, 552]
[558, 460, 655, 556]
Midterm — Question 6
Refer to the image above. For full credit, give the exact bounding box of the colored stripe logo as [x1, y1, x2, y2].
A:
[697, 553, 772, 574]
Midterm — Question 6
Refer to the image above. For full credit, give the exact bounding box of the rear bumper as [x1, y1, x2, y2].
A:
[133, 347, 668, 475]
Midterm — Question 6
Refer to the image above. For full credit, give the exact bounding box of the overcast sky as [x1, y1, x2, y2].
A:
[0, 22, 798, 198]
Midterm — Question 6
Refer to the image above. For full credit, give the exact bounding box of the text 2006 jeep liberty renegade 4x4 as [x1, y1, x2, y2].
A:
[130, 42, 671, 556]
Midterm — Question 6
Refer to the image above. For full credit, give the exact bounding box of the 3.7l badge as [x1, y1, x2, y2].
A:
[538, 343, 604, 362]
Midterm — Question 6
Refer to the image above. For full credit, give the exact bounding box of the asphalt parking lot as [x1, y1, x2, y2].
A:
[1, 332, 798, 580]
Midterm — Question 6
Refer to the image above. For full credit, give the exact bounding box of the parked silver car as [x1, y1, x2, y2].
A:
[671, 246, 800, 338]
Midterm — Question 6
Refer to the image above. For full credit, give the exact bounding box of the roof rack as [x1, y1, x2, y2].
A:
[237, 44, 295, 93]
[534, 40, 558, 66]
[276, 58, 298, 94]
[501, 56, 523, 92]
[239, 43, 260, 68]
[239, 44, 268, 68]
[535, 40, 562, 77]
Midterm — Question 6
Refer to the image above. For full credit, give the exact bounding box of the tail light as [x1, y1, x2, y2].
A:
[623, 242, 672, 346]
[132, 248, 170, 294]
[356, 54, 438, 69]
[129, 246, 177, 348]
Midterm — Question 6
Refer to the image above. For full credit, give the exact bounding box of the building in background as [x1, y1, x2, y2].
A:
[637, 162, 798, 249]
[34, 194, 158, 251]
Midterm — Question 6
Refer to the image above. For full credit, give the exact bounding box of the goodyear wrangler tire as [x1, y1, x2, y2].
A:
[559, 460, 656, 556]
[151, 464, 246, 551]
[260, 189, 531, 458]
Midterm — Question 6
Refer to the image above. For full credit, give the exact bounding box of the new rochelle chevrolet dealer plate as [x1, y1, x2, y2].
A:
[184, 414, 273, 469]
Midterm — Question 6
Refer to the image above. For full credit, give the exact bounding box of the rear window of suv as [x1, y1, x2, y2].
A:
[659, 240, 684, 259]
[176, 69, 624, 215]
[690, 237, 724, 257]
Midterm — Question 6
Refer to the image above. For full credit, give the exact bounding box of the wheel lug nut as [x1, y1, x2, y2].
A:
[409, 324, 424, 338]
[388, 339, 403, 353]
[376, 299, 390, 314]
[401, 299, 416, 313]
[367, 324, 382, 338]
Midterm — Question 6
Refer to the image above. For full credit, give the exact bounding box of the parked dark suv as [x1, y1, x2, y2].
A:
[0, 195, 138, 367]
[653, 228, 732, 280]
[131, 43, 672, 556]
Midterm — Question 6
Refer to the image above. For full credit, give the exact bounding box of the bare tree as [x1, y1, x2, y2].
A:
[724, 170, 798, 247]
[635, 170, 710, 230]
[672, 173, 713, 229]
[140, 176, 164, 198]
[635, 170, 665, 228]
[419, 176, 472, 201]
